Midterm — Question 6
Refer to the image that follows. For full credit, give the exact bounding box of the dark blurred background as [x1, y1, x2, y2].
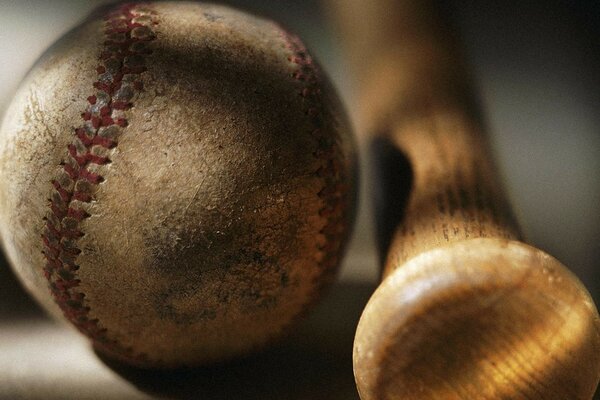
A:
[0, 0, 598, 398]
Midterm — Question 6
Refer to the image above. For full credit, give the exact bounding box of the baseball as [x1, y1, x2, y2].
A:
[0, 2, 355, 367]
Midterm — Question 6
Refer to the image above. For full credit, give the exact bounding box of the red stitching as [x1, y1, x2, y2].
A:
[40, 2, 157, 363]
[279, 31, 349, 272]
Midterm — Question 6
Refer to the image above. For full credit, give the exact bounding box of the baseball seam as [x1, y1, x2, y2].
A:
[279, 31, 348, 283]
[40, 2, 157, 362]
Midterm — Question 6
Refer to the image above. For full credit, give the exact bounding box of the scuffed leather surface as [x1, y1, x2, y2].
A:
[0, 2, 355, 366]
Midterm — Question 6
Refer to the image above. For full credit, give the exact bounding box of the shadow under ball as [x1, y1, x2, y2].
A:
[0, 2, 356, 367]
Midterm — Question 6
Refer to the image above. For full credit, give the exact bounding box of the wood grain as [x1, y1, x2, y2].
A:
[328, 0, 600, 398]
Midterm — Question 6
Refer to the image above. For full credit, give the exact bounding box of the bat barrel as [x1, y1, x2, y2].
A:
[354, 239, 600, 399]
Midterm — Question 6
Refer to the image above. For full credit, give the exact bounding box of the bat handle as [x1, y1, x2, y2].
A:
[341, 1, 600, 399]
[365, 2, 520, 276]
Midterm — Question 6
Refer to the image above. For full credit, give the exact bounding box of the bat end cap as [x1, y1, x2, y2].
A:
[354, 238, 600, 400]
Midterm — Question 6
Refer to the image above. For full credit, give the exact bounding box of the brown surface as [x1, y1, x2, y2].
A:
[356, 239, 600, 399]
[331, 0, 600, 398]
[1, 0, 599, 398]
[0, 2, 355, 367]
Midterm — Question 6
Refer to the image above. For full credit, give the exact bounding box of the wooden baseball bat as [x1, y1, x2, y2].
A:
[327, 0, 600, 398]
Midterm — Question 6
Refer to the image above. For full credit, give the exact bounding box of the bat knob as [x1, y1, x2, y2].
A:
[354, 238, 600, 399]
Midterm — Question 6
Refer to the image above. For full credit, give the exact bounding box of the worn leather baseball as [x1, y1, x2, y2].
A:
[0, 2, 355, 367]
